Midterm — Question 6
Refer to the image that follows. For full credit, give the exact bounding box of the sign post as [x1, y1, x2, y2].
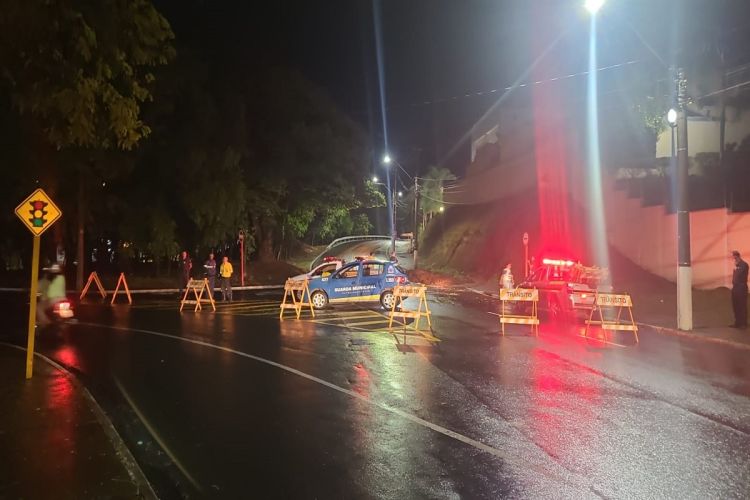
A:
[239, 230, 245, 287]
[15, 188, 62, 379]
[523, 232, 529, 278]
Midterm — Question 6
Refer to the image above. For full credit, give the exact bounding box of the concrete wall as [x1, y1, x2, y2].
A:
[655, 112, 750, 159]
[603, 180, 750, 289]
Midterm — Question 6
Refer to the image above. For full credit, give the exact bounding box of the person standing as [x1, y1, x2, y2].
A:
[731, 250, 748, 328]
[204, 252, 217, 299]
[179, 251, 192, 296]
[501, 263, 514, 290]
[219, 256, 234, 302]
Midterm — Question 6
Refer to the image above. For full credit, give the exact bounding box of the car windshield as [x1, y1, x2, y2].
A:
[311, 263, 337, 277]
[335, 264, 359, 279]
[547, 266, 573, 281]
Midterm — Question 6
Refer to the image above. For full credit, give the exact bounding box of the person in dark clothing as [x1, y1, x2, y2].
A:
[203, 253, 216, 299]
[731, 250, 748, 328]
[179, 251, 192, 296]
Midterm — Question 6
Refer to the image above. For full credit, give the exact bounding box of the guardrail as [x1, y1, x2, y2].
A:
[324, 235, 392, 251]
[310, 235, 410, 270]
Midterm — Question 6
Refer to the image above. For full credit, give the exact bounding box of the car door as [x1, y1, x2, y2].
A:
[358, 262, 385, 300]
[329, 262, 361, 302]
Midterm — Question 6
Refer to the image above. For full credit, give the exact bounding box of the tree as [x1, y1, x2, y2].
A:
[418, 166, 456, 220]
[0, 0, 175, 288]
[243, 68, 371, 259]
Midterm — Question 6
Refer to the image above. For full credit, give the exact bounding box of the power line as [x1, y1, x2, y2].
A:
[407, 59, 643, 108]
[695, 78, 750, 100]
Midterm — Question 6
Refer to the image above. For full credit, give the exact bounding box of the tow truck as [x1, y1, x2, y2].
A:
[516, 258, 612, 320]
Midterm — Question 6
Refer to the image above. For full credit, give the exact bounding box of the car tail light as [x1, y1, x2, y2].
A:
[54, 301, 71, 312]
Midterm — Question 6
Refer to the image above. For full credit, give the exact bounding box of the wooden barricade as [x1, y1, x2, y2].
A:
[279, 279, 315, 320]
[585, 292, 639, 343]
[180, 278, 216, 312]
[80, 271, 107, 300]
[111, 272, 132, 305]
[388, 285, 433, 335]
[499, 288, 539, 336]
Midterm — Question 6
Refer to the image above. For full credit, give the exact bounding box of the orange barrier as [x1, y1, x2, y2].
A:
[110, 273, 132, 305]
[180, 278, 216, 312]
[80, 272, 107, 300]
[499, 288, 539, 336]
[585, 292, 639, 343]
[387, 285, 438, 343]
[279, 279, 315, 320]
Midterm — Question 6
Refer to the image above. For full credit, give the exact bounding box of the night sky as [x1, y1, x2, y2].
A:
[154, 0, 750, 175]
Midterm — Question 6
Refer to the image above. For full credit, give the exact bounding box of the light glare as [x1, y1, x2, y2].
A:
[667, 108, 677, 125]
[382, 154, 392, 165]
[584, 0, 605, 14]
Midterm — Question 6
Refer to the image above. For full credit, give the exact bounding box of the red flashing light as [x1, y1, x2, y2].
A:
[542, 258, 574, 267]
[323, 256, 343, 263]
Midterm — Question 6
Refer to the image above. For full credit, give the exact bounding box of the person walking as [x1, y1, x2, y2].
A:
[37, 264, 66, 327]
[179, 251, 192, 296]
[731, 250, 748, 328]
[204, 252, 217, 299]
[219, 256, 234, 302]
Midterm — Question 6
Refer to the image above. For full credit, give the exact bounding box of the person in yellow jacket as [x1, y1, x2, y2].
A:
[219, 256, 234, 302]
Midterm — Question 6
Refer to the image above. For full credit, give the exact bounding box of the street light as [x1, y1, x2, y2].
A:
[372, 176, 378, 183]
[667, 108, 677, 125]
[584, 0, 605, 14]
[667, 108, 677, 167]
[439, 206, 445, 213]
[398, 191, 403, 197]
[382, 154, 392, 166]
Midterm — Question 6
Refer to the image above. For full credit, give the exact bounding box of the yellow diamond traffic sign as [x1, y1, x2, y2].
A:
[15, 188, 62, 236]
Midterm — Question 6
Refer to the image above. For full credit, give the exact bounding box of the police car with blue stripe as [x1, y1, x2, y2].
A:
[307, 257, 409, 310]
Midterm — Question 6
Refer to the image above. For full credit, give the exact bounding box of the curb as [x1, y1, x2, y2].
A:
[638, 323, 750, 351]
[0, 284, 284, 294]
[0, 342, 157, 500]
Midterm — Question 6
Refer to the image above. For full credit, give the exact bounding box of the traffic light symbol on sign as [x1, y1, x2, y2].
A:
[28, 200, 48, 228]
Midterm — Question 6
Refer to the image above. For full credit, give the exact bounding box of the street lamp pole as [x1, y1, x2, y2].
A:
[413, 177, 419, 269]
[675, 68, 693, 331]
[392, 190, 403, 257]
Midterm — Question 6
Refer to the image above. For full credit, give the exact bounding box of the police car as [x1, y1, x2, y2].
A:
[306, 257, 409, 310]
[517, 258, 611, 320]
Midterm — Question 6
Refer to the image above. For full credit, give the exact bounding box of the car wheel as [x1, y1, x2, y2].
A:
[380, 290, 398, 310]
[547, 296, 568, 322]
[310, 290, 329, 310]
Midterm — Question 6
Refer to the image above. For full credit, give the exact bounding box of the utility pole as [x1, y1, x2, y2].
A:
[413, 177, 419, 269]
[676, 67, 693, 331]
[392, 183, 397, 258]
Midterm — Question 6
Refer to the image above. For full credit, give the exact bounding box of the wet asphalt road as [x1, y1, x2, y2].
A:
[4, 291, 750, 499]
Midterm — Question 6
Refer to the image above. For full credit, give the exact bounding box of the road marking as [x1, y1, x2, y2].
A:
[338, 319, 392, 327]
[74, 322, 562, 476]
[113, 377, 202, 493]
[315, 314, 384, 323]
[578, 333, 628, 348]
[216, 301, 280, 310]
